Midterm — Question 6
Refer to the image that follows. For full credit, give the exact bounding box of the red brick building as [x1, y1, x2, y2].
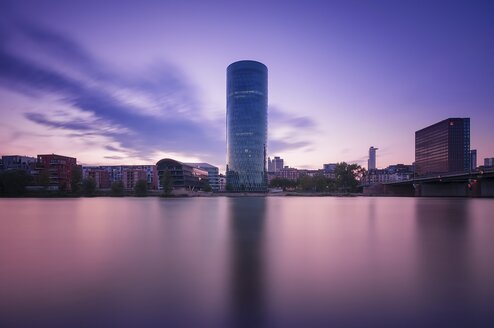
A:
[36, 154, 78, 191]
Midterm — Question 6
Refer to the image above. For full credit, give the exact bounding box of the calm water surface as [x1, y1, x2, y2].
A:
[1, 197, 494, 327]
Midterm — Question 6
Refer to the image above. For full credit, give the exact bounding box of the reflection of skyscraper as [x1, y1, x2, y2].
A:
[228, 198, 266, 327]
[226, 60, 268, 192]
[368, 147, 378, 170]
[415, 118, 470, 176]
[414, 199, 472, 326]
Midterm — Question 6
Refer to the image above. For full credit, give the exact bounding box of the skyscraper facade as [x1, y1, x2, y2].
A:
[226, 60, 268, 192]
[415, 118, 470, 176]
[368, 147, 378, 170]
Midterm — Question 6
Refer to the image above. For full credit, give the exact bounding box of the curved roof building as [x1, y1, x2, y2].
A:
[156, 158, 208, 190]
[226, 60, 268, 192]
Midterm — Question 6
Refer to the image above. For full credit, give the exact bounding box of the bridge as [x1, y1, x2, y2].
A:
[363, 168, 494, 197]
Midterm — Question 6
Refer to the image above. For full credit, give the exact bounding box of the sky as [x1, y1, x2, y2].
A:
[1, 0, 493, 171]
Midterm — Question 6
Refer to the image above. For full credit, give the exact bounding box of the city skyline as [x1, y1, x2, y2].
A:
[1, 1, 493, 172]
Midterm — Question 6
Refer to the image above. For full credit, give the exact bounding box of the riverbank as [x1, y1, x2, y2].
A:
[2, 190, 365, 198]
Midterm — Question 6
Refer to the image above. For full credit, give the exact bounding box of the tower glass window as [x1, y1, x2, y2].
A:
[226, 60, 268, 192]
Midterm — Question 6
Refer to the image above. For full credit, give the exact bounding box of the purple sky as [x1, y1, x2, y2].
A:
[1, 0, 493, 171]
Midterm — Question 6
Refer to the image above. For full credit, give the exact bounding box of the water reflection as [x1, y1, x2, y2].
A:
[228, 197, 266, 327]
[1, 198, 494, 327]
[415, 199, 475, 326]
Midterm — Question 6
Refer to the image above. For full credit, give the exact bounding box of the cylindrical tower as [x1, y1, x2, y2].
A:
[226, 60, 268, 192]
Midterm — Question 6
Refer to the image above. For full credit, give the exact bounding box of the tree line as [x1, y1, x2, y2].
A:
[269, 162, 365, 193]
[0, 169, 150, 197]
[0, 167, 211, 197]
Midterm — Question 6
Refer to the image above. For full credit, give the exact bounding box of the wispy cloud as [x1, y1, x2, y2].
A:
[269, 107, 317, 129]
[0, 20, 224, 163]
[0, 20, 317, 164]
[268, 105, 318, 154]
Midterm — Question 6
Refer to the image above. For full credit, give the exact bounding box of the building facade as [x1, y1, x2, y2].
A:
[484, 158, 494, 167]
[268, 156, 284, 173]
[277, 167, 301, 181]
[83, 167, 111, 189]
[218, 174, 227, 191]
[368, 147, 378, 170]
[82, 165, 158, 190]
[1, 155, 36, 172]
[185, 163, 220, 191]
[363, 164, 414, 185]
[415, 118, 470, 176]
[156, 158, 208, 191]
[122, 169, 147, 190]
[36, 154, 78, 191]
[226, 60, 268, 192]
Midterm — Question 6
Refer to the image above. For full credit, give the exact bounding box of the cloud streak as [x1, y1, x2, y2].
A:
[0, 21, 224, 162]
[0, 20, 317, 164]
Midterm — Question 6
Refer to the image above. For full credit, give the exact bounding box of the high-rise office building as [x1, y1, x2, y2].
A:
[368, 147, 378, 170]
[415, 118, 470, 176]
[226, 60, 268, 192]
[268, 156, 284, 173]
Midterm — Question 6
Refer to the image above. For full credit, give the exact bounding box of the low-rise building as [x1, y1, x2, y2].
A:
[82, 165, 158, 190]
[1, 155, 37, 172]
[36, 154, 78, 191]
[363, 164, 414, 185]
[185, 163, 220, 191]
[122, 168, 147, 190]
[276, 167, 301, 181]
[218, 174, 227, 191]
[82, 167, 111, 189]
[156, 158, 209, 191]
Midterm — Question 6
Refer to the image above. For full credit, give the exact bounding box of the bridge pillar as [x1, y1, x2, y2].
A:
[420, 182, 467, 197]
[480, 180, 494, 197]
[383, 184, 415, 196]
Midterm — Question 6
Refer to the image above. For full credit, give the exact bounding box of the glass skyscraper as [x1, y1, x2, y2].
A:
[226, 60, 268, 192]
[415, 118, 470, 176]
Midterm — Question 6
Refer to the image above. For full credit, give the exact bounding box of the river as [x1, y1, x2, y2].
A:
[1, 197, 493, 327]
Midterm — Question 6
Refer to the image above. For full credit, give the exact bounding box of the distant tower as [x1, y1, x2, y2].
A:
[226, 60, 268, 192]
[368, 147, 378, 170]
[470, 149, 477, 171]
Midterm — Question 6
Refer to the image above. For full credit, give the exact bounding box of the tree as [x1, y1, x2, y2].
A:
[82, 177, 97, 196]
[0, 170, 33, 196]
[71, 167, 82, 194]
[312, 173, 329, 192]
[160, 170, 174, 196]
[269, 177, 296, 191]
[297, 175, 314, 191]
[134, 179, 148, 197]
[110, 181, 125, 196]
[201, 179, 212, 192]
[37, 170, 50, 190]
[334, 162, 364, 192]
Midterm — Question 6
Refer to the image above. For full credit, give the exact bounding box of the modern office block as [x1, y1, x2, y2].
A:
[415, 118, 470, 176]
[185, 163, 220, 191]
[226, 60, 268, 192]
